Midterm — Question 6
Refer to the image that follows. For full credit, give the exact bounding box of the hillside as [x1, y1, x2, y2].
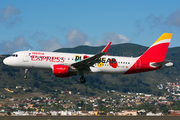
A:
[0, 43, 180, 97]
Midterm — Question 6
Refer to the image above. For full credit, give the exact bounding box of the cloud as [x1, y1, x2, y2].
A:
[30, 31, 46, 39]
[165, 9, 180, 27]
[0, 36, 31, 54]
[135, 20, 145, 34]
[146, 14, 163, 28]
[38, 37, 63, 51]
[65, 29, 131, 47]
[34, 29, 131, 51]
[146, 14, 164, 29]
[30, 31, 61, 51]
[146, 9, 180, 29]
[30, 28, 131, 52]
[132, 20, 145, 38]
[97, 32, 131, 45]
[0, 5, 22, 27]
[65, 29, 91, 47]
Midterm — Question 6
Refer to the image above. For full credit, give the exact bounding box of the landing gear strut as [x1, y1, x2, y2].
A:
[80, 76, 86, 83]
[24, 69, 28, 79]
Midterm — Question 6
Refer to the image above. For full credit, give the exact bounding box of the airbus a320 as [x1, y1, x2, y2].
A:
[3, 33, 174, 83]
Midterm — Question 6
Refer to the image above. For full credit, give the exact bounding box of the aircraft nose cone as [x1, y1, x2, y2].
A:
[3, 58, 8, 65]
[3, 58, 10, 66]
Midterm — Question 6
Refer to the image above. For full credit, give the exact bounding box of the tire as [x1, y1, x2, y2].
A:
[24, 75, 27, 79]
[80, 76, 86, 83]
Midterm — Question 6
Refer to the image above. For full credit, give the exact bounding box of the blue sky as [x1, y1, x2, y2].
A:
[0, 0, 180, 54]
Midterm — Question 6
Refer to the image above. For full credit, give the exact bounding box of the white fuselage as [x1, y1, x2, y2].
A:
[3, 51, 139, 75]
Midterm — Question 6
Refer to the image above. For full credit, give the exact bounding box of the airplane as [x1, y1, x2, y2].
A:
[3, 33, 174, 83]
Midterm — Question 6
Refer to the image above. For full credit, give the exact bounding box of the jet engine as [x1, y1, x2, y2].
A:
[52, 65, 77, 78]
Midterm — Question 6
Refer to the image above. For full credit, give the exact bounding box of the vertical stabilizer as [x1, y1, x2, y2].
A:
[141, 33, 172, 62]
[125, 33, 172, 74]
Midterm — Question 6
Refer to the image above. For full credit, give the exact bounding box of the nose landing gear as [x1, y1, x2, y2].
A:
[80, 76, 86, 83]
[24, 69, 28, 79]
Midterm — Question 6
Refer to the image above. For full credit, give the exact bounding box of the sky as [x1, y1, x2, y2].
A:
[0, 0, 180, 54]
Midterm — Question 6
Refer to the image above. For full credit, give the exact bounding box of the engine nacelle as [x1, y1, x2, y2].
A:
[52, 65, 77, 78]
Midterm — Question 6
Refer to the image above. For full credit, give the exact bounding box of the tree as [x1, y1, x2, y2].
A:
[152, 108, 156, 114]
[97, 99, 103, 111]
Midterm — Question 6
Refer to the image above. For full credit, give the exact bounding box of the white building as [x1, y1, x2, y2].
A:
[146, 112, 164, 116]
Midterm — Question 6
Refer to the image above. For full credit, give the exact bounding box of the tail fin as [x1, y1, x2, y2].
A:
[141, 33, 172, 62]
[125, 33, 173, 74]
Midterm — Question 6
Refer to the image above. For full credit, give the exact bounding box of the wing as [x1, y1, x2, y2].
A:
[71, 42, 112, 70]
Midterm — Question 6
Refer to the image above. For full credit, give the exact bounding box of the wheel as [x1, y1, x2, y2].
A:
[24, 69, 28, 79]
[80, 76, 86, 83]
[24, 75, 27, 79]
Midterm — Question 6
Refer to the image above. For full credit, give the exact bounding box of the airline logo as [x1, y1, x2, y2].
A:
[31, 55, 65, 63]
[30, 52, 65, 63]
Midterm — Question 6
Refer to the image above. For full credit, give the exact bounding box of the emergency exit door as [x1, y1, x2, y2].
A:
[23, 52, 29, 62]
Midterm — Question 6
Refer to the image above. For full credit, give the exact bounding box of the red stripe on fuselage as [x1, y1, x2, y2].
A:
[125, 43, 169, 74]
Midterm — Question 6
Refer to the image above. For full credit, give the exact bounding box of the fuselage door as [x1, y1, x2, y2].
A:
[23, 52, 29, 62]
[135, 59, 141, 69]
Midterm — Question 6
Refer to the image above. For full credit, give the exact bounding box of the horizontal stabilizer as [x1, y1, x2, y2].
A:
[151, 60, 172, 66]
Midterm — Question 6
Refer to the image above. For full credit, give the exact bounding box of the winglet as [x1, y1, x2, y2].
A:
[102, 42, 112, 53]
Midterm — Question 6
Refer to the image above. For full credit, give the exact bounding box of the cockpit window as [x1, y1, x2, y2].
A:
[12, 54, 18, 57]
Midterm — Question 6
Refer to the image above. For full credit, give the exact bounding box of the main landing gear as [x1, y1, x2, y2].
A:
[24, 69, 28, 79]
[80, 76, 86, 84]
